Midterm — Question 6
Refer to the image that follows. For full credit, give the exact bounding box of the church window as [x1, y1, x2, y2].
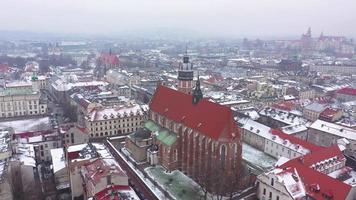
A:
[220, 144, 226, 169]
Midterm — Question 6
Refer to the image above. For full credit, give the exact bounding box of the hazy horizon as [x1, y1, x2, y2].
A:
[1, 0, 356, 39]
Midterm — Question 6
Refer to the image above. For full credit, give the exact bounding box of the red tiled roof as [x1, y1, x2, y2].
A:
[272, 101, 296, 111]
[281, 146, 351, 200]
[319, 108, 341, 120]
[0, 63, 10, 73]
[337, 87, 356, 96]
[271, 129, 323, 153]
[82, 158, 126, 185]
[100, 53, 119, 66]
[150, 85, 239, 140]
[299, 145, 344, 167]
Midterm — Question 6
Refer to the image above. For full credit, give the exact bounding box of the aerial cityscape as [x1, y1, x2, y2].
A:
[1, 1, 356, 200]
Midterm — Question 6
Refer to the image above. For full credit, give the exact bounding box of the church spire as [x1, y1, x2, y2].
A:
[192, 75, 203, 105]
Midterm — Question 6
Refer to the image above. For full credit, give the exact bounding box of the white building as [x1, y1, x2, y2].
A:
[238, 118, 321, 160]
[85, 103, 148, 138]
[50, 148, 69, 191]
[308, 119, 356, 158]
[0, 81, 47, 118]
[256, 145, 356, 200]
[61, 125, 89, 146]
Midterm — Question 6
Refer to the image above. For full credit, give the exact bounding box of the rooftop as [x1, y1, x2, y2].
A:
[86, 104, 148, 122]
[144, 120, 177, 146]
[0, 117, 51, 134]
[277, 146, 351, 200]
[50, 148, 66, 173]
[259, 107, 310, 126]
[0, 129, 11, 154]
[310, 119, 356, 140]
[304, 102, 326, 113]
[337, 87, 356, 96]
[150, 85, 239, 140]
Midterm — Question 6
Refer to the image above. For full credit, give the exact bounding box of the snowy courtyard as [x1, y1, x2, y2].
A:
[145, 166, 204, 200]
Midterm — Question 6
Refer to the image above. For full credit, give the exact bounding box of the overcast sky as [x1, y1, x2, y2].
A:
[1, 0, 355, 38]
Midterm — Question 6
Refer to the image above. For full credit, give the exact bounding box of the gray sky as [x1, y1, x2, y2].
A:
[1, 0, 355, 38]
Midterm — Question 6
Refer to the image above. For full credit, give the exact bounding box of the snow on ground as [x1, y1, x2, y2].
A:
[145, 165, 203, 200]
[106, 141, 166, 200]
[0, 117, 51, 133]
[242, 143, 276, 170]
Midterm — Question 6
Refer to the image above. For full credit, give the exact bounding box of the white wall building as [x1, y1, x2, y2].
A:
[85, 103, 148, 138]
[308, 119, 356, 158]
[0, 81, 47, 118]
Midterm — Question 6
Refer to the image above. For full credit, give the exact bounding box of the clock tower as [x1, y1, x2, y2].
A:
[177, 52, 194, 95]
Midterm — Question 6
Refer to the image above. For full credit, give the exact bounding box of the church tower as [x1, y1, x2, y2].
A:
[192, 76, 203, 104]
[177, 51, 194, 95]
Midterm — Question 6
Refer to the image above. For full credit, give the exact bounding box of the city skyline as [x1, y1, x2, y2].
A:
[1, 0, 356, 39]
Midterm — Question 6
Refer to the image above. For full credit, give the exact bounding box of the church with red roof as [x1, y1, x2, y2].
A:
[130, 54, 243, 194]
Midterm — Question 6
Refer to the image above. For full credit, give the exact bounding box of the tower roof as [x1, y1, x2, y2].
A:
[150, 85, 239, 140]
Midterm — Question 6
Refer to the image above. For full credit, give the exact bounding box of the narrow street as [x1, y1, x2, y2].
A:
[106, 140, 159, 200]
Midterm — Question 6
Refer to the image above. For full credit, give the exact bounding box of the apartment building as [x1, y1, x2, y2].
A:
[85, 103, 148, 138]
[256, 146, 356, 200]
[308, 119, 356, 158]
[239, 118, 322, 160]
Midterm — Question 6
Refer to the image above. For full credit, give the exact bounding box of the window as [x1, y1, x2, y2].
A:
[271, 178, 274, 186]
[276, 196, 279, 200]
[263, 188, 266, 195]
[269, 192, 272, 199]
[220, 145, 226, 169]
[107, 175, 111, 185]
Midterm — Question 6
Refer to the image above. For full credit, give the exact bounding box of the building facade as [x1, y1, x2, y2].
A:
[257, 146, 356, 200]
[84, 103, 148, 139]
[308, 119, 356, 159]
[0, 82, 47, 118]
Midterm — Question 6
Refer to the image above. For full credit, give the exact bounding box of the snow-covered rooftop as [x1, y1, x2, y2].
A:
[51, 79, 108, 92]
[328, 166, 356, 187]
[13, 143, 36, 167]
[51, 148, 66, 173]
[259, 107, 310, 126]
[0, 117, 51, 134]
[0, 129, 11, 154]
[239, 118, 313, 155]
[310, 119, 356, 141]
[269, 168, 306, 199]
[28, 135, 43, 143]
[281, 124, 308, 135]
[86, 104, 148, 122]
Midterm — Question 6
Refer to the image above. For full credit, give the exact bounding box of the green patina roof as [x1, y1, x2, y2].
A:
[0, 88, 36, 96]
[144, 120, 160, 132]
[144, 120, 177, 146]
